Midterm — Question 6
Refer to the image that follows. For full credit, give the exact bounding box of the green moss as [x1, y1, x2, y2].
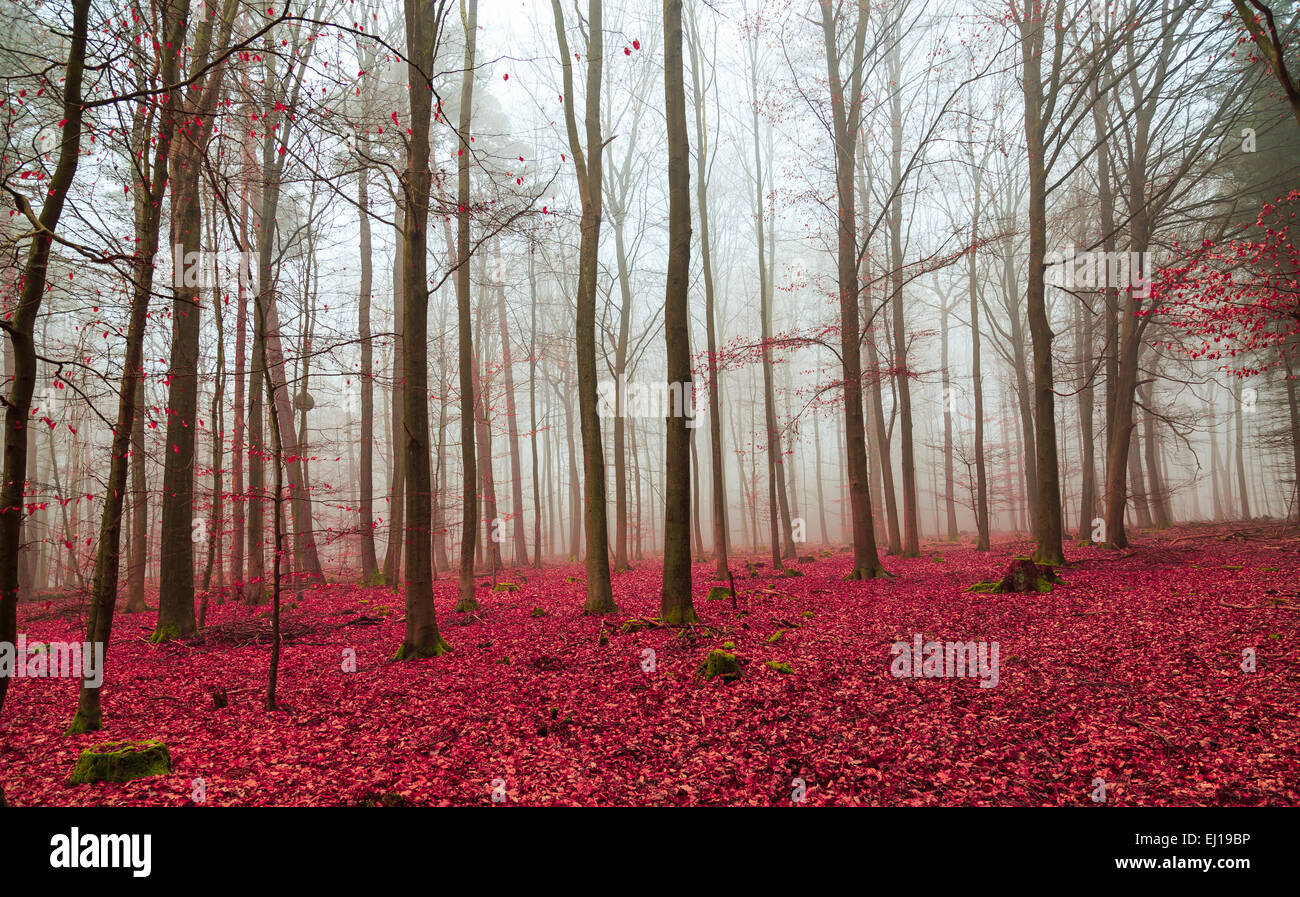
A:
[765, 661, 793, 675]
[620, 620, 645, 634]
[495, 656, 512, 665]
[659, 604, 699, 625]
[696, 649, 742, 683]
[598, 630, 609, 646]
[782, 568, 804, 577]
[800, 611, 814, 619]
[69, 739, 171, 785]
[706, 586, 732, 602]
[495, 582, 520, 592]
[148, 624, 182, 644]
[798, 555, 816, 563]
[454, 596, 480, 613]
[722, 641, 736, 650]
[529, 607, 547, 618]
[65, 710, 98, 735]
[393, 638, 452, 660]
[766, 629, 786, 645]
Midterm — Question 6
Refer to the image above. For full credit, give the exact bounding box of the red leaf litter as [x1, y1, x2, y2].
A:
[3, 524, 1298, 806]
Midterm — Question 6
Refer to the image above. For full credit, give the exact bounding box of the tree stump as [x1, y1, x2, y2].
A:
[69, 739, 172, 785]
[696, 649, 743, 683]
[969, 557, 1066, 594]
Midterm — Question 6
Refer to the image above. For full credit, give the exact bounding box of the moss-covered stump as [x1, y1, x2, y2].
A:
[494, 582, 520, 592]
[765, 660, 793, 674]
[705, 586, 732, 602]
[968, 556, 1066, 594]
[69, 739, 171, 785]
[696, 649, 743, 683]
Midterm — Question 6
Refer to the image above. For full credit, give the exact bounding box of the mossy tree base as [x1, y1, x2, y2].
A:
[65, 706, 102, 735]
[68, 739, 171, 785]
[453, 597, 480, 613]
[393, 638, 452, 660]
[705, 586, 731, 602]
[843, 564, 893, 581]
[659, 605, 698, 626]
[148, 623, 187, 644]
[583, 598, 620, 615]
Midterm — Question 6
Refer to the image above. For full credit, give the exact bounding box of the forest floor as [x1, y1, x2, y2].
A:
[3, 522, 1299, 806]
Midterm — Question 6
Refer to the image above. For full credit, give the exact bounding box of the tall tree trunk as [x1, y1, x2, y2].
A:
[156, 1, 239, 639]
[494, 243, 529, 565]
[821, 0, 886, 579]
[63, 0, 152, 725]
[660, 0, 697, 624]
[455, 0, 480, 611]
[940, 295, 958, 541]
[1076, 297, 1097, 541]
[686, 0, 728, 577]
[969, 178, 990, 551]
[230, 186, 248, 598]
[1235, 380, 1251, 520]
[126, 378, 149, 610]
[553, 0, 615, 613]
[886, 30, 920, 557]
[472, 254, 502, 574]
[529, 249, 544, 566]
[395, 0, 451, 656]
[356, 151, 379, 581]
[610, 211, 633, 572]
[385, 203, 406, 586]
[1018, 4, 1064, 565]
[1285, 352, 1300, 521]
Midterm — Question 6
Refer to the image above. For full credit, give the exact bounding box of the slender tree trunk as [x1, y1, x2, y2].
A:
[1019, 7, 1064, 565]
[396, 0, 452, 656]
[660, 0, 696, 624]
[940, 296, 958, 541]
[1076, 297, 1097, 542]
[385, 202, 406, 586]
[454, 0, 480, 611]
[65, 0, 149, 723]
[1235, 380, 1251, 520]
[553, 0, 616, 613]
[230, 187, 248, 598]
[686, 1, 728, 577]
[357, 152, 379, 581]
[157, 2, 239, 639]
[821, 0, 885, 578]
[528, 250, 544, 566]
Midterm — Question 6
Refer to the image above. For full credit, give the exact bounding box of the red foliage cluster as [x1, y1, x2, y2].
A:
[1150, 191, 1300, 377]
[2, 528, 1297, 805]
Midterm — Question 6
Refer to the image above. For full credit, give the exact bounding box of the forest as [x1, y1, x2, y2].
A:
[1, 0, 1298, 809]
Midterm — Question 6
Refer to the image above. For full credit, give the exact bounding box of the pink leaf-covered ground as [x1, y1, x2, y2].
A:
[3, 524, 1298, 806]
